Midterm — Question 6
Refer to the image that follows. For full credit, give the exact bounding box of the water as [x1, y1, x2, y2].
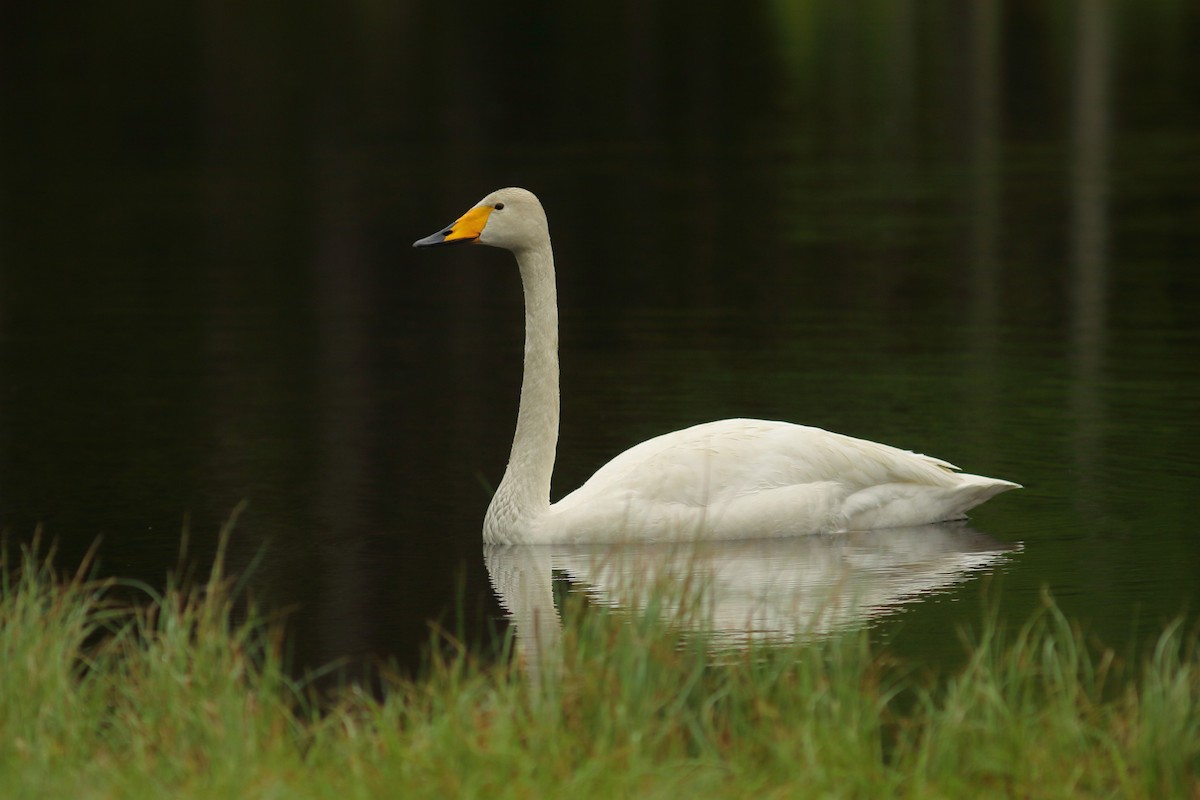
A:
[2, 3, 1198, 675]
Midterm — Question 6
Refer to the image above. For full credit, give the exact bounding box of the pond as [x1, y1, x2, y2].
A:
[2, 2, 1198, 676]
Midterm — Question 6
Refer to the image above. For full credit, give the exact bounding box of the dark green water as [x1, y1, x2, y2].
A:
[2, 2, 1198, 673]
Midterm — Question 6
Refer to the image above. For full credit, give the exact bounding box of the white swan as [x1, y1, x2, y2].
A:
[414, 188, 1019, 545]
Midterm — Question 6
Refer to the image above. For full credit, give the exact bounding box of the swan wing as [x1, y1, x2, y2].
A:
[562, 418, 959, 505]
[545, 419, 1017, 541]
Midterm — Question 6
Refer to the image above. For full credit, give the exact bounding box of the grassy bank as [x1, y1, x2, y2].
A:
[1, 543, 1197, 799]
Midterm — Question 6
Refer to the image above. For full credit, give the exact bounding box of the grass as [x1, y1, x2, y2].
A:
[1, 538, 1197, 799]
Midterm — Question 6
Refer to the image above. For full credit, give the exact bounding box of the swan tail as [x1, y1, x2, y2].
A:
[949, 473, 1022, 516]
[840, 473, 1021, 531]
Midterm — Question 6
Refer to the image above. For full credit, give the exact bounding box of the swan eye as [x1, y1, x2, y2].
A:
[493, 203, 505, 210]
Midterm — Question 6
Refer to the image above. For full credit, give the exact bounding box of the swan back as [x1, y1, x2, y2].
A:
[535, 419, 1018, 544]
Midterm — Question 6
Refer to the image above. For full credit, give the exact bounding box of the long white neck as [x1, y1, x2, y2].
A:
[484, 240, 560, 543]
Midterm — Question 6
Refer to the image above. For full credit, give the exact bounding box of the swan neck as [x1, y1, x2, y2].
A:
[486, 239, 559, 541]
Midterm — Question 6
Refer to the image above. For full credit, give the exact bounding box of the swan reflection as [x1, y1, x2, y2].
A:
[485, 524, 1018, 670]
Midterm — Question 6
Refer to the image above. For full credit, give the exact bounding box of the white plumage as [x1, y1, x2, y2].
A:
[414, 187, 1019, 545]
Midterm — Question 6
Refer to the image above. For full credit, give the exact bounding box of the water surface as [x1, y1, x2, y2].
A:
[2, 2, 1198, 674]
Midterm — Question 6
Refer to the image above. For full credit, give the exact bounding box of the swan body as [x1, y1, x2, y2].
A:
[414, 187, 1019, 545]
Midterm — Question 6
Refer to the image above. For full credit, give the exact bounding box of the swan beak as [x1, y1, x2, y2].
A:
[412, 204, 493, 248]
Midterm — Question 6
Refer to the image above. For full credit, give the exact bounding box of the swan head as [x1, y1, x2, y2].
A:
[413, 187, 548, 252]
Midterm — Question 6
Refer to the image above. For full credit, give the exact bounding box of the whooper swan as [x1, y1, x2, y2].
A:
[414, 187, 1019, 545]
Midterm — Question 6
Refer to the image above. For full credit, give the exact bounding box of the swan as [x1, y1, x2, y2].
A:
[414, 187, 1019, 545]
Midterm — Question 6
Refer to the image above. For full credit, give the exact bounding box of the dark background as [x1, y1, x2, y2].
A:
[2, 1, 1198, 674]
